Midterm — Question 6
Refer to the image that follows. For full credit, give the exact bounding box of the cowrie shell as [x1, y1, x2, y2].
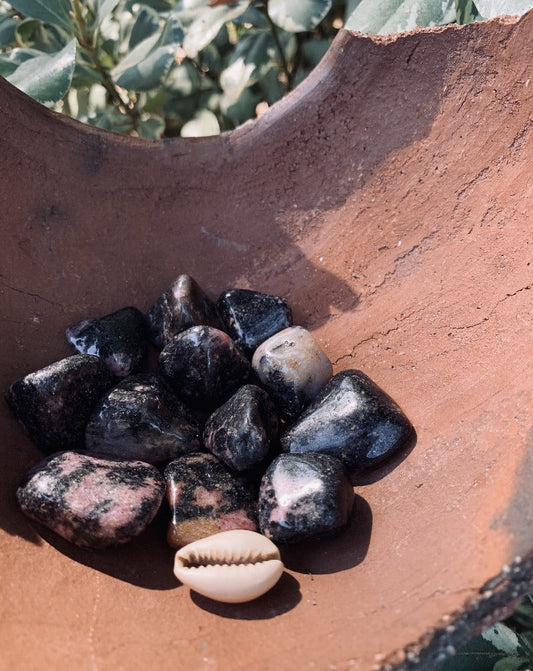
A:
[174, 529, 284, 603]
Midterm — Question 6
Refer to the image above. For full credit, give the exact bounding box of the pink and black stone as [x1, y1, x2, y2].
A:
[258, 453, 354, 544]
[66, 306, 148, 377]
[203, 384, 279, 472]
[217, 289, 292, 357]
[164, 452, 258, 549]
[281, 369, 416, 470]
[159, 325, 250, 408]
[85, 373, 201, 464]
[16, 451, 165, 549]
[147, 274, 223, 349]
[5, 354, 115, 454]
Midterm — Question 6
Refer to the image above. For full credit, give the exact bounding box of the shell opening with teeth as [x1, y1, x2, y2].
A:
[174, 529, 284, 603]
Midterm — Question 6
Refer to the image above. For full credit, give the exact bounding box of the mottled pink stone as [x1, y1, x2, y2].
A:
[16, 451, 165, 548]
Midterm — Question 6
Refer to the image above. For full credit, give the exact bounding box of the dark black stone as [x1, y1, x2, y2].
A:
[66, 306, 148, 377]
[203, 384, 278, 472]
[5, 354, 115, 454]
[258, 453, 354, 544]
[147, 274, 222, 349]
[158, 325, 250, 408]
[217, 288, 292, 357]
[164, 452, 258, 548]
[85, 373, 201, 464]
[16, 451, 165, 548]
[281, 369, 416, 470]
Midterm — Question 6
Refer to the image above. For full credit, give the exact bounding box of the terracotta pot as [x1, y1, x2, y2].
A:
[1, 10, 532, 671]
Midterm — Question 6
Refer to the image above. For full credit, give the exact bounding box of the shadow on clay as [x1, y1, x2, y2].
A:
[280, 494, 372, 576]
[190, 571, 301, 619]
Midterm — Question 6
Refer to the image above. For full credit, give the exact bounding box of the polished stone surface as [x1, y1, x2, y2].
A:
[217, 288, 292, 357]
[16, 451, 165, 548]
[159, 325, 250, 408]
[5, 354, 115, 454]
[147, 274, 222, 349]
[281, 369, 416, 470]
[164, 452, 258, 549]
[85, 373, 201, 464]
[203, 384, 278, 472]
[251, 326, 332, 421]
[258, 453, 354, 544]
[66, 306, 148, 377]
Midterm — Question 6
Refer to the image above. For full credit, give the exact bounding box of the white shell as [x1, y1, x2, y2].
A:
[174, 529, 284, 603]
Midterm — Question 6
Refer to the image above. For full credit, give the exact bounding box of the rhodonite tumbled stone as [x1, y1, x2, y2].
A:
[5, 354, 115, 454]
[85, 373, 200, 464]
[258, 453, 354, 544]
[203, 384, 278, 472]
[281, 369, 416, 470]
[159, 326, 250, 407]
[147, 274, 222, 349]
[66, 306, 148, 377]
[16, 451, 165, 548]
[252, 326, 332, 421]
[217, 288, 292, 357]
[164, 453, 258, 549]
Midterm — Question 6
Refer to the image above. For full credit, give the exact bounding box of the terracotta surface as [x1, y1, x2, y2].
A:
[1, 11, 532, 671]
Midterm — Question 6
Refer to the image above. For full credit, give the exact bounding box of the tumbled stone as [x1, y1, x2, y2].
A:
[258, 453, 354, 544]
[66, 306, 148, 377]
[203, 384, 278, 472]
[282, 369, 416, 470]
[5, 354, 115, 454]
[85, 373, 200, 464]
[16, 451, 165, 548]
[164, 453, 258, 549]
[147, 274, 222, 349]
[217, 288, 292, 357]
[159, 326, 250, 408]
[251, 326, 332, 421]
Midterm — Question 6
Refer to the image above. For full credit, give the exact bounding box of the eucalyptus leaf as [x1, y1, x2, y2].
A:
[6, 38, 76, 105]
[137, 113, 165, 138]
[129, 5, 160, 49]
[113, 14, 184, 91]
[0, 46, 41, 77]
[455, 0, 483, 23]
[180, 108, 220, 136]
[0, 11, 18, 47]
[14, 17, 65, 51]
[220, 86, 258, 127]
[268, 0, 332, 32]
[493, 656, 533, 671]
[474, 0, 533, 15]
[301, 39, 330, 67]
[8, 0, 73, 33]
[441, 634, 520, 671]
[345, 0, 456, 34]
[481, 623, 524, 655]
[182, 2, 248, 58]
[220, 30, 274, 101]
[96, 0, 121, 28]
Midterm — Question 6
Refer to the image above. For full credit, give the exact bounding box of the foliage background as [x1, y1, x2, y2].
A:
[0, 0, 519, 139]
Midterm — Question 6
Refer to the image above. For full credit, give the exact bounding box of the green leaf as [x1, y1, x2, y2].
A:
[474, 0, 533, 16]
[95, 0, 121, 28]
[219, 30, 274, 102]
[493, 656, 533, 671]
[455, 0, 482, 23]
[220, 86, 258, 127]
[0, 12, 19, 47]
[268, 0, 332, 32]
[182, 2, 248, 58]
[137, 113, 165, 139]
[180, 108, 220, 137]
[482, 623, 523, 655]
[14, 17, 65, 51]
[301, 38, 330, 68]
[91, 106, 134, 134]
[0, 46, 41, 77]
[128, 5, 160, 49]
[345, 0, 456, 34]
[112, 14, 184, 91]
[8, 0, 73, 33]
[6, 38, 76, 105]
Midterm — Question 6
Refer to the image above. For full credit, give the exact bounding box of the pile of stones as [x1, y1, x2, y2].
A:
[7, 275, 415, 558]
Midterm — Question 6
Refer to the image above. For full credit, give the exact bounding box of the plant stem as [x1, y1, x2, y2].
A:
[70, 0, 140, 129]
[261, 3, 292, 92]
